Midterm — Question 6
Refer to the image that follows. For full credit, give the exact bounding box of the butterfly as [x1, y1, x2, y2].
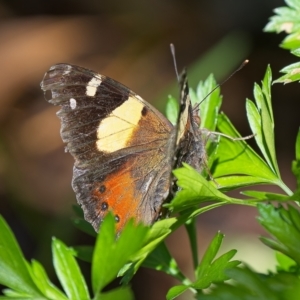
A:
[41, 64, 207, 233]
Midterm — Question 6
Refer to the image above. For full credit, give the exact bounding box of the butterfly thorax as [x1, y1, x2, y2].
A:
[174, 103, 206, 173]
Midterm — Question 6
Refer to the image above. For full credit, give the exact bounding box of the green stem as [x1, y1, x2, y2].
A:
[227, 198, 259, 206]
[184, 216, 198, 270]
[277, 180, 293, 196]
[173, 271, 192, 285]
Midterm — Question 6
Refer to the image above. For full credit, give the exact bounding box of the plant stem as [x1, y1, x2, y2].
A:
[184, 216, 199, 270]
[277, 180, 293, 196]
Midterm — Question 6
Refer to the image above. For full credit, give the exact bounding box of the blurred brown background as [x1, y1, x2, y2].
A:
[0, 0, 299, 299]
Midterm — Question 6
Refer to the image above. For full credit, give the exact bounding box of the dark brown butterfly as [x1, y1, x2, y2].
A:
[41, 64, 206, 232]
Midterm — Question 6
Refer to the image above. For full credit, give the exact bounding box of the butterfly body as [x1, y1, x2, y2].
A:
[41, 64, 205, 232]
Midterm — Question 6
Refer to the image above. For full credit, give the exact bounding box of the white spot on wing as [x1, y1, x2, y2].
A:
[70, 98, 77, 109]
[63, 65, 72, 75]
[86, 77, 102, 97]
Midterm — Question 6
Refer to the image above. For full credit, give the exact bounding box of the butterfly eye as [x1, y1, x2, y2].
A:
[115, 215, 120, 223]
[100, 202, 108, 211]
[99, 185, 106, 193]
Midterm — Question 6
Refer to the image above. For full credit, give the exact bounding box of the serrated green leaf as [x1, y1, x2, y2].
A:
[264, 4, 300, 35]
[92, 214, 149, 296]
[194, 259, 240, 290]
[260, 236, 290, 255]
[196, 232, 224, 278]
[199, 267, 300, 299]
[288, 204, 300, 231]
[286, 0, 300, 10]
[166, 285, 189, 300]
[0, 216, 42, 297]
[258, 204, 300, 264]
[52, 238, 90, 300]
[225, 267, 277, 299]
[193, 233, 239, 290]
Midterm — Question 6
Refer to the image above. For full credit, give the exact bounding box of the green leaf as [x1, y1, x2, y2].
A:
[199, 267, 300, 299]
[258, 203, 300, 264]
[295, 127, 300, 160]
[142, 242, 187, 282]
[250, 66, 280, 176]
[166, 95, 179, 125]
[281, 32, 300, 50]
[52, 238, 90, 300]
[275, 252, 297, 272]
[273, 61, 300, 84]
[167, 164, 234, 213]
[196, 74, 222, 131]
[92, 214, 149, 296]
[73, 245, 94, 263]
[166, 285, 189, 300]
[215, 176, 272, 192]
[194, 232, 240, 289]
[0, 288, 43, 299]
[72, 204, 84, 218]
[72, 218, 97, 237]
[264, 2, 300, 39]
[94, 286, 134, 300]
[30, 259, 67, 299]
[292, 128, 300, 189]
[225, 267, 278, 299]
[0, 216, 42, 297]
[196, 232, 223, 279]
[120, 214, 201, 286]
[213, 113, 278, 187]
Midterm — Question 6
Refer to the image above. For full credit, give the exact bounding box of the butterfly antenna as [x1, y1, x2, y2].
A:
[170, 43, 180, 82]
[198, 59, 249, 105]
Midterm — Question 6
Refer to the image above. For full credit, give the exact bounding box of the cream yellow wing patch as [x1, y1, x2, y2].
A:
[96, 96, 144, 152]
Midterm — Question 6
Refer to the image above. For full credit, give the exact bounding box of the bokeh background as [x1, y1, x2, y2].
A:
[0, 0, 299, 299]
